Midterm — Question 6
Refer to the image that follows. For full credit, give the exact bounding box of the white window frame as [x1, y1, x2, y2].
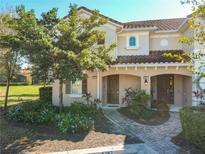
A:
[68, 80, 83, 98]
[126, 35, 139, 49]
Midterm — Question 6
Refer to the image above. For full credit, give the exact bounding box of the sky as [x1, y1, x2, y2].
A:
[1, 0, 193, 22]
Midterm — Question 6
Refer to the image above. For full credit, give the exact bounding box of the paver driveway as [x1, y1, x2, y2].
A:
[103, 109, 186, 154]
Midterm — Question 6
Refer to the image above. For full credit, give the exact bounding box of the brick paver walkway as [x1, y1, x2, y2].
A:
[103, 109, 186, 154]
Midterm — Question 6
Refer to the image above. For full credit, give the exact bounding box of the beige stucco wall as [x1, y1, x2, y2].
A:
[183, 76, 192, 106]
[149, 33, 182, 51]
[151, 76, 157, 100]
[117, 31, 149, 55]
[182, 28, 194, 52]
[52, 80, 86, 106]
[174, 75, 184, 107]
[119, 74, 141, 105]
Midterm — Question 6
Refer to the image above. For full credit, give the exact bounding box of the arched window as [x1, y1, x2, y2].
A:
[129, 36, 136, 47]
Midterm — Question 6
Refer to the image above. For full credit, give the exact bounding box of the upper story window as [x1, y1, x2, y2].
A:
[129, 36, 136, 46]
[127, 36, 139, 49]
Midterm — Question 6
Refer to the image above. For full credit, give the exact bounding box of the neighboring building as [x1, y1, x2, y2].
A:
[21, 68, 32, 84]
[52, 7, 203, 109]
[0, 68, 32, 85]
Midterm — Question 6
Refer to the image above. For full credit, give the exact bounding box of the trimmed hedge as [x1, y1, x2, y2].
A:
[39, 87, 52, 102]
[180, 106, 205, 150]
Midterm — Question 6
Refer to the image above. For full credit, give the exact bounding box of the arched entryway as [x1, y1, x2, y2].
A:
[151, 74, 192, 108]
[102, 74, 141, 106]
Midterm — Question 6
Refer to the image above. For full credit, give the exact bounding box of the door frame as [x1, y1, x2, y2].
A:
[157, 74, 174, 104]
[107, 75, 119, 104]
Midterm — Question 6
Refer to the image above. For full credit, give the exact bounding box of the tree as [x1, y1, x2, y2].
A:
[0, 12, 22, 109]
[54, 5, 115, 108]
[5, 5, 115, 108]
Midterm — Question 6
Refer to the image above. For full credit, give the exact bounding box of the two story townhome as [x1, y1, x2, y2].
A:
[52, 7, 196, 110]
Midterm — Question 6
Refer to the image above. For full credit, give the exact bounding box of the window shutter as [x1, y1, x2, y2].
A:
[82, 79, 87, 94]
[65, 81, 71, 94]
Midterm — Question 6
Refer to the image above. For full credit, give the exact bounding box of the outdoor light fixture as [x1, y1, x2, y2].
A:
[144, 76, 149, 86]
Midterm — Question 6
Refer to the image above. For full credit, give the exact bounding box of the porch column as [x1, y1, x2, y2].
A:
[140, 76, 151, 94]
[96, 71, 100, 99]
[141, 76, 151, 107]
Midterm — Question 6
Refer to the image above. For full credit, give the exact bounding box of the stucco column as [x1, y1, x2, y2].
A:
[140, 76, 151, 94]
[141, 76, 151, 107]
[96, 71, 100, 99]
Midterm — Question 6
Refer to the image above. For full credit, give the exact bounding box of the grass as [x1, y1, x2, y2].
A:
[0, 85, 42, 107]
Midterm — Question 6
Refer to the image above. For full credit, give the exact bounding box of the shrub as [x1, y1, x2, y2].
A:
[156, 101, 169, 116]
[180, 106, 205, 150]
[54, 112, 93, 133]
[123, 88, 150, 117]
[69, 102, 98, 116]
[8, 100, 96, 133]
[8, 101, 56, 124]
[39, 87, 52, 102]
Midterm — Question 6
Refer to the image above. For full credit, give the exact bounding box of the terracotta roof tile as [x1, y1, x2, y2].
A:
[123, 18, 186, 30]
[65, 7, 187, 31]
[116, 50, 189, 64]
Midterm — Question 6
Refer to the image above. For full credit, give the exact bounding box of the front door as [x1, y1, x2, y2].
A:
[157, 75, 174, 104]
[107, 75, 119, 104]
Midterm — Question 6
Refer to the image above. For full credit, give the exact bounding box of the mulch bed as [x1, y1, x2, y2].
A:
[0, 111, 142, 154]
[171, 132, 205, 154]
[118, 107, 170, 125]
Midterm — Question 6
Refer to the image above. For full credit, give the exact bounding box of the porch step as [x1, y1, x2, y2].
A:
[102, 104, 120, 109]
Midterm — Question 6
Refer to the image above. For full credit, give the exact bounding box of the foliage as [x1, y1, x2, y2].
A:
[8, 101, 96, 133]
[155, 101, 169, 116]
[39, 86, 52, 102]
[163, 1, 205, 77]
[0, 11, 23, 109]
[68, 101, 98, 116]
[8, 101, 56, 124]
[193, 90, 205, 105]
[54, 112, 93, 133]
[1, 5, 116, 107]
[82, 92, 92, 104]
[123, 88, 151, 117]
[180, 106, 205, 150]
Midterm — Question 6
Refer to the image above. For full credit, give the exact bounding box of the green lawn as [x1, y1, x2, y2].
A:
[0, 85, 42, 106]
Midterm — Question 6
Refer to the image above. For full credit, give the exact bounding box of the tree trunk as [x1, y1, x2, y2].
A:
[59, 79, 64, 109]
[4, 79, 10, 110]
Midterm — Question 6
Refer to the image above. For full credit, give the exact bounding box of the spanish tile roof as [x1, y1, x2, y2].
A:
[123, 18, 187, 30]
[116, 50, 188, 64]
[65, 7, 188, 31]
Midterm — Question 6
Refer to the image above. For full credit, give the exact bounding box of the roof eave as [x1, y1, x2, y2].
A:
[122, 26, 158, 32]
[78, 7, 123, 28]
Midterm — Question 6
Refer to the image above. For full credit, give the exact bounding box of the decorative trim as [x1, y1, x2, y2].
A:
[111, 63, 192, 67]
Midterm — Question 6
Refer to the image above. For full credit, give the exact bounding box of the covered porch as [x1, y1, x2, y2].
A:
[88, 64, 193, 109]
